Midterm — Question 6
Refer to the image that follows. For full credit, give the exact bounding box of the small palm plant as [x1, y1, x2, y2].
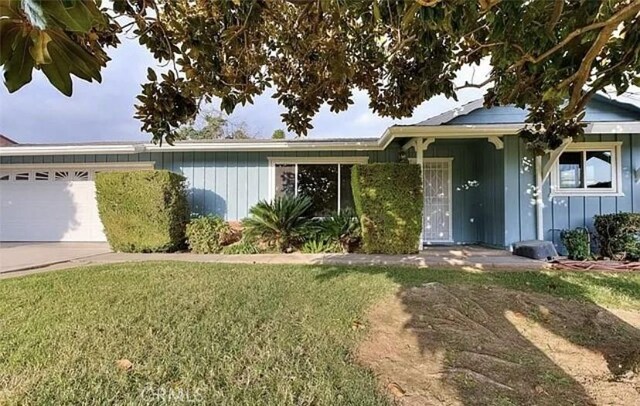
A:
[243, 194, 313, 252]
[318, 208, 361, 253]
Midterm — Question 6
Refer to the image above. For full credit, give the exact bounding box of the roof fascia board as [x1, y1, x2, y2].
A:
[143, 141, 380, 153]
[0, 144, 143, 156]
[2, 121, 639, 157]
[0, 161, 155, 170]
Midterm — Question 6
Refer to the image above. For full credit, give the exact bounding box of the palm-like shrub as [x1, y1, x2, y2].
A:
[243, 195, 313, 252]
[317, 208, 361, 253]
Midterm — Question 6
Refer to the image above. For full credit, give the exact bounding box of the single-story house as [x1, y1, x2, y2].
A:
[1, 94, 640, 252]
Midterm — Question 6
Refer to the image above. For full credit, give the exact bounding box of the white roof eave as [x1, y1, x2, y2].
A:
[1, 122, 639, 157]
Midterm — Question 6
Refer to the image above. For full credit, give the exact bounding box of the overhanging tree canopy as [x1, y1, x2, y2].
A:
[1, 0, 639, 151]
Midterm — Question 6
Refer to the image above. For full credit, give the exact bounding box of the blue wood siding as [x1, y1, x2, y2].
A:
[1, 143, 400, 221]
[5, 130, 640, 250]
[448, 97, 640, 125]
[476, 141, 505, 247]
[410, 139, 505, 246]
[503, 134, 640, 251]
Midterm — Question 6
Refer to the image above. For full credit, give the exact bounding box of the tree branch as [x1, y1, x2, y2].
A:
[455, 77, 494, 90]
[566, 2, 640, 113]
[546, 0, 564, 33]
[508, 1, 640, 72]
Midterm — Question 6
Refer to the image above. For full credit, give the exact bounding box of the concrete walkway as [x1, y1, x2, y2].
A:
[0, 245, 548, 279]
[0, 242, 111, 274]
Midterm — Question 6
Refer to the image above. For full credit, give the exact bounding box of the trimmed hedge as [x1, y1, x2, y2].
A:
[560, 228, 591, 260]
[95, 170, 189, 252]
[594, 213, 640, 261]
[351, 163, 423, 254]
[186, 215, 231, 254]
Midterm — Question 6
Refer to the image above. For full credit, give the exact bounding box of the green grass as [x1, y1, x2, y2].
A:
[1, 263, 639, 405]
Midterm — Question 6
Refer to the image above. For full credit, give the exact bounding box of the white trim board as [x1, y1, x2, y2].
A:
[0, 162, 155, 171]
[3, 122, 640, 157]
[266, 156, 369, 203]
[549, 141, 623, 197]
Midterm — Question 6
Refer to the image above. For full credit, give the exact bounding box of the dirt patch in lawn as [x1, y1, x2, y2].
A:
[358, 283, 640, 406]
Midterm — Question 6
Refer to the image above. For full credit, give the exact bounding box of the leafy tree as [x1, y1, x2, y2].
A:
[175, 112, 253, 140]
[2, 0, 639, 151]
[272, 129, 286, 140]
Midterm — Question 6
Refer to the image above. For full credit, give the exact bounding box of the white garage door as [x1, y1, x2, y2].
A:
[0, 163, 155, 242]
[0, 168, 106, 242]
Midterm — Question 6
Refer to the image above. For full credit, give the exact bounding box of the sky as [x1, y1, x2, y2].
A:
[0, 39, 490, 144]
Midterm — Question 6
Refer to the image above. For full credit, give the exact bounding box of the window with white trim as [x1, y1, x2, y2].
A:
[270, 157, 368, 217]
[551, 142, 622, 196]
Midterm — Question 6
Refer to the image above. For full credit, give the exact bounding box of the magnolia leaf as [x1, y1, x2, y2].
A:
[29, 30, 52, 65]
[3, 31, 34, 93]
[147, 67, 157, 82]
[372, 1, 381, 21]
[401, 2, 421, 28]
[47, 29, 102, 82]
[40, 46, 73, 96]
[0, 0, 21, 18]
[38, 0, 106, 32]
[0, 21, 21, 66]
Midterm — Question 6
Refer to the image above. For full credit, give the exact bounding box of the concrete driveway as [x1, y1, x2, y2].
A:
[0, 242, 111, 274]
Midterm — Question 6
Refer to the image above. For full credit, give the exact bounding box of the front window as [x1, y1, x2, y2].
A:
[271, 158, 366, 217]
[553, 143, 620, 196]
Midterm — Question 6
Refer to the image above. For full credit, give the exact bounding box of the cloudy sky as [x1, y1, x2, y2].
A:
[0, 39, 489, 144]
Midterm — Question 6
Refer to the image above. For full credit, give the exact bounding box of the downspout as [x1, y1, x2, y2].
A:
[535, 137, 572, 241]
[535, 155, 544, 241]
[415, 138, 425, 251]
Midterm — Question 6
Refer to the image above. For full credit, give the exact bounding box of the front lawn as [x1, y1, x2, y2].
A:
[1, 263, 639, 405]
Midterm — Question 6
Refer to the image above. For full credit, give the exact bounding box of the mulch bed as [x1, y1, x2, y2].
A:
[552, 259, 640, 272]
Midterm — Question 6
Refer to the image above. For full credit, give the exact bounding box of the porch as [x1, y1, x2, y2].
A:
[400, 135, 507, 248]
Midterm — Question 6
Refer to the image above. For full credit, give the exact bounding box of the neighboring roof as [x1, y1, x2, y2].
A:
[2, 94, 640, 157]
[0, 134, 18, 145]
[414, 99, 485, 126]
[412, 93, 640, 126]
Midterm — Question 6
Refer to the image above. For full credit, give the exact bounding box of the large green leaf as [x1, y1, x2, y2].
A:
[40, 45, 72, 95]
[47, 29, 103, 82]
[27, 0, 107, 32]
[3, 29, 34, 93]
[0, 20, 21, 65]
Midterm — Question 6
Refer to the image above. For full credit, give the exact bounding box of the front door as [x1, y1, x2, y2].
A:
[422, 158, 453, 243]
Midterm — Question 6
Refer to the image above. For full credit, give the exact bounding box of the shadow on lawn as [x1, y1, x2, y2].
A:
[314, 267, 640, 405]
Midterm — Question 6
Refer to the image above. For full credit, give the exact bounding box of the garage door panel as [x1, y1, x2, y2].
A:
[0, 181, 106, 242]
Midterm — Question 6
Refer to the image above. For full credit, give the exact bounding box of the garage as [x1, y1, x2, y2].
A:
[0, 163, 154, 242]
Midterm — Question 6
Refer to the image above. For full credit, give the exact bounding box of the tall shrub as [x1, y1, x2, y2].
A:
[593, 213, 640, 261]
[351, 163, 423, 254]
[95, 170, 189, 252]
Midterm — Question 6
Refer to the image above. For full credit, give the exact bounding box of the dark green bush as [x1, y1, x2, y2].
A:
[351, 163, 423, 254]
[95, 170, 189, 252]
[594, 213, 640, 261]
[559, 228, 591, 260]
[242, 194, 312, 252]
[186, 215, 231, 254]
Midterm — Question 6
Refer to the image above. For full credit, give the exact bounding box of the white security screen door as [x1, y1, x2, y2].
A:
[422, 158, 453, 243]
